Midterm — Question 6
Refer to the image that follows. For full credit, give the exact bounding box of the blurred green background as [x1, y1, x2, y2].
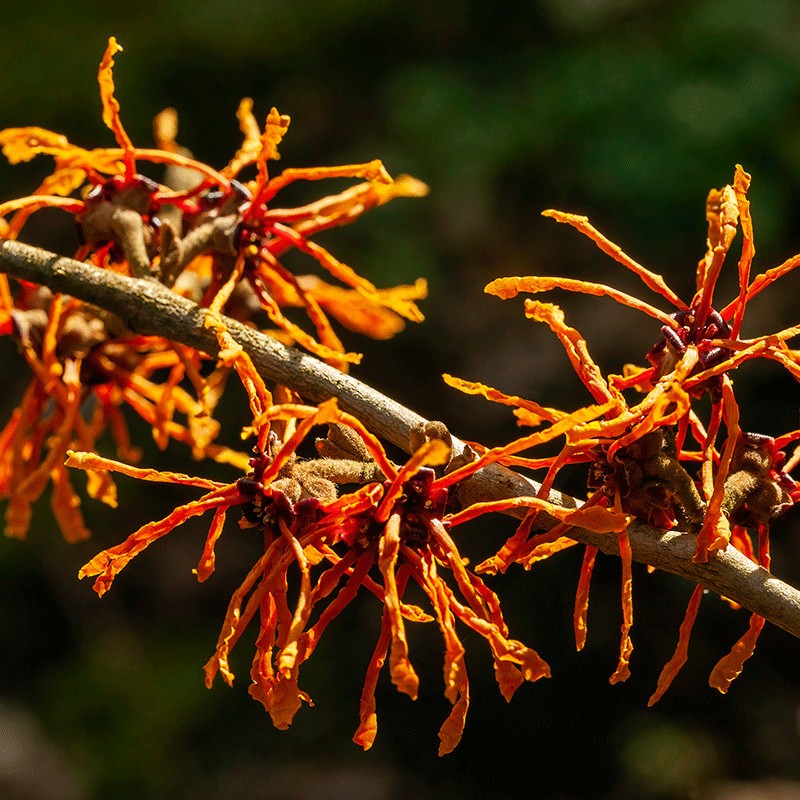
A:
[3, 1, 800, 798]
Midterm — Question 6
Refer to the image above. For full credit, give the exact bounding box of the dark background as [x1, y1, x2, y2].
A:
[2, 2, 800, 798]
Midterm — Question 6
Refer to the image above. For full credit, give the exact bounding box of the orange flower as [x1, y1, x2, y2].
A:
[0, 38, 229, 246]
[203, 415, 555, 755]
[1, 39, 429, 367]
[0, 285, 239, 541]
[445, 166, 800, 699]
[168, 101, 429, 368]
[444, 304, 698, 561]
[487, 165, 800, 404]
[441, 392, 639, 683]
[446, 332, 790, 697]
[69, 388, 563, 755]
[0, 37, 434, 536]
[472, 165, 786, 591]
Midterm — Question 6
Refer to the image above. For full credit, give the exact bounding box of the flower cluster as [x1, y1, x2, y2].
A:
[68, 359, 570, 754]
[3, 38, 800, 756]
[447, 164, 800, 700]
[67, 312, 636, 753]
[0, 37, 427, 540]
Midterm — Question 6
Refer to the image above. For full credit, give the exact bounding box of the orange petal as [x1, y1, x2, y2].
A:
[608, 527, 633, 685]
[266, 173, 428, 244]
[97, 37, 135, 175]
[378, 516, 419, 699]
[709, 613, 765, 694]
[79, 486, 240, 596]
[195, 506, 228, 582]
[693, 183, 739, 324]
[517, 535, 578, 568]
[50, 464, 90, 543]
[727, 165, 754, 339]
[275, 523, 314, 680]
[726, 251, 800, 317]
[249, 259, 361, 364]
[486, 275, 679, 328]
[523, 300, 624, 406]
[262, 676, 312, 730]
[437, 400, 615, 490]
[574, 545, 598, 652]
[85, 466, 118, 508]
[694, 377, 739, 562]
[541, 209, 686, 309]
[221, 98, 262, 177]
[293, 551, 368, 664]
[267, 221, 424, 323]
[0, 194, 84, 220]
[206, 552, 273, 688]
[0, 126, 73, 164]
[648, 584, 703, 705]
[259, 107, 291, 162]
[221, 97, 261, 178]
[494, 661, 525, 702]
[709, 526, 769, 693]
[263, 160, 391, 202]
[294, 274, 427, 340]
[428, 522, 550, 692]
[437, 659, 469, 756]
[446, 493, 630, 533]
[414, 549, 463, 698]
[442, 373, 564, 424]
[65, 450, 225, 491]
[353, 610, 392, 750]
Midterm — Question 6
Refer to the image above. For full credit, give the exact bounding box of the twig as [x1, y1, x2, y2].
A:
[2, 237, 800, 638]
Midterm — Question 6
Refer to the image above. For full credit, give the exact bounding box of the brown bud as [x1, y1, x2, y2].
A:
[316, 423, 373, 462]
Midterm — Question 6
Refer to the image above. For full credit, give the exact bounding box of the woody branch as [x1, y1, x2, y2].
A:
[2, 237, 800, 639]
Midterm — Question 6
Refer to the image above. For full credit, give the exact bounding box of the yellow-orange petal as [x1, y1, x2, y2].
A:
[486, 275, 679, 329]
[85, 466, 118, 508]
[692, 183, 739, 322]
[442, 373, 564, 424]
[541, 209, 686, 309]
[268, 221, 424, 323]
[264, 160, 391, 201]
[260, 107, 291, 163]
[220, 98, 261, 177]
[98, 37, 135, 174]
[65, 450, 225, 491]
[0, 126, 72, 164]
